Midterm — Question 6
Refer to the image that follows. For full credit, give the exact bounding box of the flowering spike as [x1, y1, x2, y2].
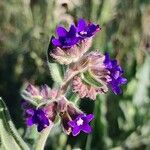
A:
[20, 18, 127, 140]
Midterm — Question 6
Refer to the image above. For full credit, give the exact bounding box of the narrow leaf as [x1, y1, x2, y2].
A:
[0, 97, 30, 150]
[47, 36, 64, 85]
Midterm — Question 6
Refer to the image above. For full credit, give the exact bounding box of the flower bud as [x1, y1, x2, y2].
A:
[22, 84, 57, 103]
[44, 101, 58, 122]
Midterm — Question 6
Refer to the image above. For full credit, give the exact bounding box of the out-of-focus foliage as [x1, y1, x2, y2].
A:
[0, 0, 150, 150]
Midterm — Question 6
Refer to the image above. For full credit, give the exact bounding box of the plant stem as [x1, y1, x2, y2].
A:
[34, 125, 53, 150]
[56, 66, 88, 98]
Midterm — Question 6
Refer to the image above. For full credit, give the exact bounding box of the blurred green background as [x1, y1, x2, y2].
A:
[0, 0, 150, 150]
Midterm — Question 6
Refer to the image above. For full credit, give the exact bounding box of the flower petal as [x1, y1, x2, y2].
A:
[26, 118, 34, 126]
[56, 26, 67, 37]
[26, 108, 35, 116]
[68, 25, 76, 37]
[82, 124, 92, 133]
[86, 114, 94, 122]
[112, 85, 122, 95]
[77, 18, 86, 32]
[72, 126, 81, 136]
[52, 38, 61, 46]
[68, 120, 76, 127]
[88, 24, 99, 34]
[118, 77, 127, 84]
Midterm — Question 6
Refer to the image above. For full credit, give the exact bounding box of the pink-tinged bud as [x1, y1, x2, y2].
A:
[22, 83, 58, 103]
[72, 76, 108, 100]
[44, 101, 58, 122]
[71, 52, 109, 99]
[57, 96, 68, 113]
[88, 52, 111, 83]
[40, 84, 57, 99]
[50, 38, 92, 65]
[26, 84, 40, 96]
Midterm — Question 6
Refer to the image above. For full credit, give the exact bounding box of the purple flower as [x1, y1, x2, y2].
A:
[26, 108, 49, 132]
[104, 53, 127, 94]
[52, 25, 79, 48]
[57, 97, 83, 135]
[76, 18, 100, 39]
[68, 114, 94, 136]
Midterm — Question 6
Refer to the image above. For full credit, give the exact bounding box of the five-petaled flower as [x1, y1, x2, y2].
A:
[68, 114, 94, 136]
[76, 18, 100, 39]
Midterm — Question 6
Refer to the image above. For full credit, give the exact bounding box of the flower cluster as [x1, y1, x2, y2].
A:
[50, 19, 100, 64]
[72, 52, 127, 99]
[22, 18, 127, 137]
[22, 84, 94, 136]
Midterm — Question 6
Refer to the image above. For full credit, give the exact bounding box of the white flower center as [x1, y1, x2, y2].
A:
[76, 118, 84, 126]
[80, 31, 87, 35]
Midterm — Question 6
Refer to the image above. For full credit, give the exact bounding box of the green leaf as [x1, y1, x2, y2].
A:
[46, 36, 64, 85]
[0, 97, 30, 150]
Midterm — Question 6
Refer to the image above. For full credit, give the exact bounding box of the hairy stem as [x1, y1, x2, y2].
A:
[34, 125, 53, 150]
[56, 66, 88, 98]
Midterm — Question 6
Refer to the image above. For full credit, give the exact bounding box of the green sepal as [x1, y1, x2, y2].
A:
[81, 71, 102, 87]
